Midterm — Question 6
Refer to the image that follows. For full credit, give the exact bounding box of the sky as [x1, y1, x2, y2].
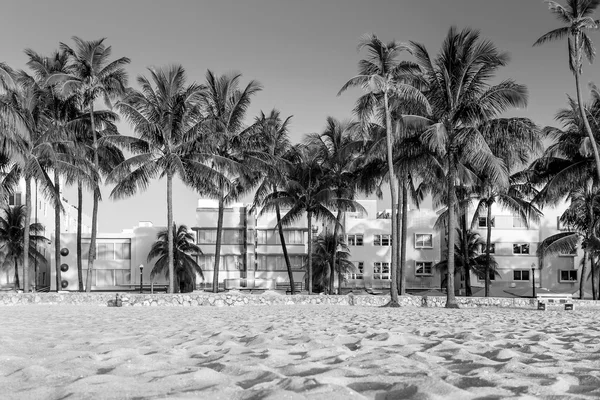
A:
[2, 0, 599, 231]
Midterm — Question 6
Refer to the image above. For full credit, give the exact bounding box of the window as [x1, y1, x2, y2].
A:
[374, 234, 391, 246]
[95, 270, 114, 286]
[198, 229, 217, 244]
[115, 270, 131, 285]
[513, 270, 530, 281]
[559, 270, 578, 282]
[284, 230, 303, 245]
[97, 243, 115, 260]
[8, 193, 22, 206]
[415, 233, 433, 248]
[81, 242, 90, 259]
[478, 217, 495, 228]
[347, 262, 364, 280]
[290, 255, 304, 270]
[513, 243, 530, 255]
[115, 243, 131, 260]
[512, 217, 526, 228]
[478, 243, 495, 254]
[373, 262, 390, 280]
[257, 230, 267, 245]
[347, 234, 364, 246]
[415, 261, 433, 276]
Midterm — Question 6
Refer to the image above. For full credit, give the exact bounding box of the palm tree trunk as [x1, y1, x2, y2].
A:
[275, 202, 295, 294]
[213, 190, 224, 293]
[399, 176, 408, 296]
[574, 69, 600, 183]
[54, 170, 61, 292]
[461, 208, 472, 296]
[307, 210, 313, 294]
[446, 157, 459, 308]
[23, 177, 31, 292]
[13, 256, 19, 289]
[330, 210, 342, 295]
[384, 92, 400, 306]
[167, 172, 175, 294]
[485, 205, 492, 297]
[77, 182, 83, 291]
[593, 256, 598, 300]
[581, 249, 588, 300]
[338, 211, 346, 295]
[582, 204, 595, 299]
[86, 104, 99, 293]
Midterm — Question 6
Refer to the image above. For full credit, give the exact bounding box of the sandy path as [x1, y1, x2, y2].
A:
[1, 305, 600, 399]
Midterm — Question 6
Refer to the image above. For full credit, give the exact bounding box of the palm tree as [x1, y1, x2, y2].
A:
[107, 65, 218, 294]
[435, 229, 500, 291]
[305, 117, 363, 294]
[22, 48, 91, 292]
[195, 70, 262, 293]
[251, 110, 297, 293]
[261, 145, 341, 294]
[0, 205, 47, 289]
[52, 37, 130, 292]
[339, 34, 429, 306]
[537, 181, 600, 299]
[147, 224, 203, 293]
[308, 231, 355, 293]
[408, 27, 527, 307]
[471, 173, 542, 296]
[534, 0, 600, 182]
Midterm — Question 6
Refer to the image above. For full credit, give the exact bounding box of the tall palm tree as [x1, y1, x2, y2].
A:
[534, 0, 600, 182]
[147, 224, 203, 293]
[52, 37, 130, 292]
[408, 27, 527, 307]
[251, 110, 297, 293]
[339, 34, 429, 306]
[0, 205, 47, 289]
[68, 110, 124, 291]
[107, 65, 218, 294]
[305, 117, 363, 294]
[195, 70, 263, 293]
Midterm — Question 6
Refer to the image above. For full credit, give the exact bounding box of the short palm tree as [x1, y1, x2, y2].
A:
[147, 224, 203, 293]
[534, 0, 600, 182]
[0, 205, 47, 289]
[261, 145, 340, 294]
[107, 65, 219, 294]
[52, 37, 130, 292]
[339, 34, 429, 306]
[435, 229, 499, 292]
[408, 27, 527, 307]
[308, 232, 355, 293]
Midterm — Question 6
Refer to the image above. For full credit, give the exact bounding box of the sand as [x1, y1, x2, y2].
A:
[1, 305, 600, 400]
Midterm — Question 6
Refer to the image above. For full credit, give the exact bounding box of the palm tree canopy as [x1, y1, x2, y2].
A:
[0, 205, 47, 268]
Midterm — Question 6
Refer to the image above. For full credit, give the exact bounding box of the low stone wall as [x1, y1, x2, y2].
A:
[1, 292, 600, 308]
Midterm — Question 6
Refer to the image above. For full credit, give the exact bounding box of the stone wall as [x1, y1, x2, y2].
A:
[2, 291, 600, 308]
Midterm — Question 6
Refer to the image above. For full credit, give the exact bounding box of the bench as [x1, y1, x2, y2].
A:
[275, 282, 304, 294]
[537, 293, 573, 310]
[120, 283, 169, 293]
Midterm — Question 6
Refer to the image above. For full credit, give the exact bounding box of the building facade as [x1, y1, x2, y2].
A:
[49, 197, 594, 297]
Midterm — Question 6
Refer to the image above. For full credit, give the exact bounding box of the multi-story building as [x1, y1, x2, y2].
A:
[49, 197, 594, 297]
[0, 177, 92, 289]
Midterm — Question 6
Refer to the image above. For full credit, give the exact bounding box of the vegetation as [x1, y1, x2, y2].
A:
[2, 3, 600, 301]
[147, 224, 203, 293]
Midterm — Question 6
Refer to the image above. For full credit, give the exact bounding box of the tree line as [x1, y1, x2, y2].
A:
[1, 1, 600, 306]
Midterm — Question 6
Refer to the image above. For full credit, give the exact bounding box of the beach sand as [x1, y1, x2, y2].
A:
[1, 304, 600, 399]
